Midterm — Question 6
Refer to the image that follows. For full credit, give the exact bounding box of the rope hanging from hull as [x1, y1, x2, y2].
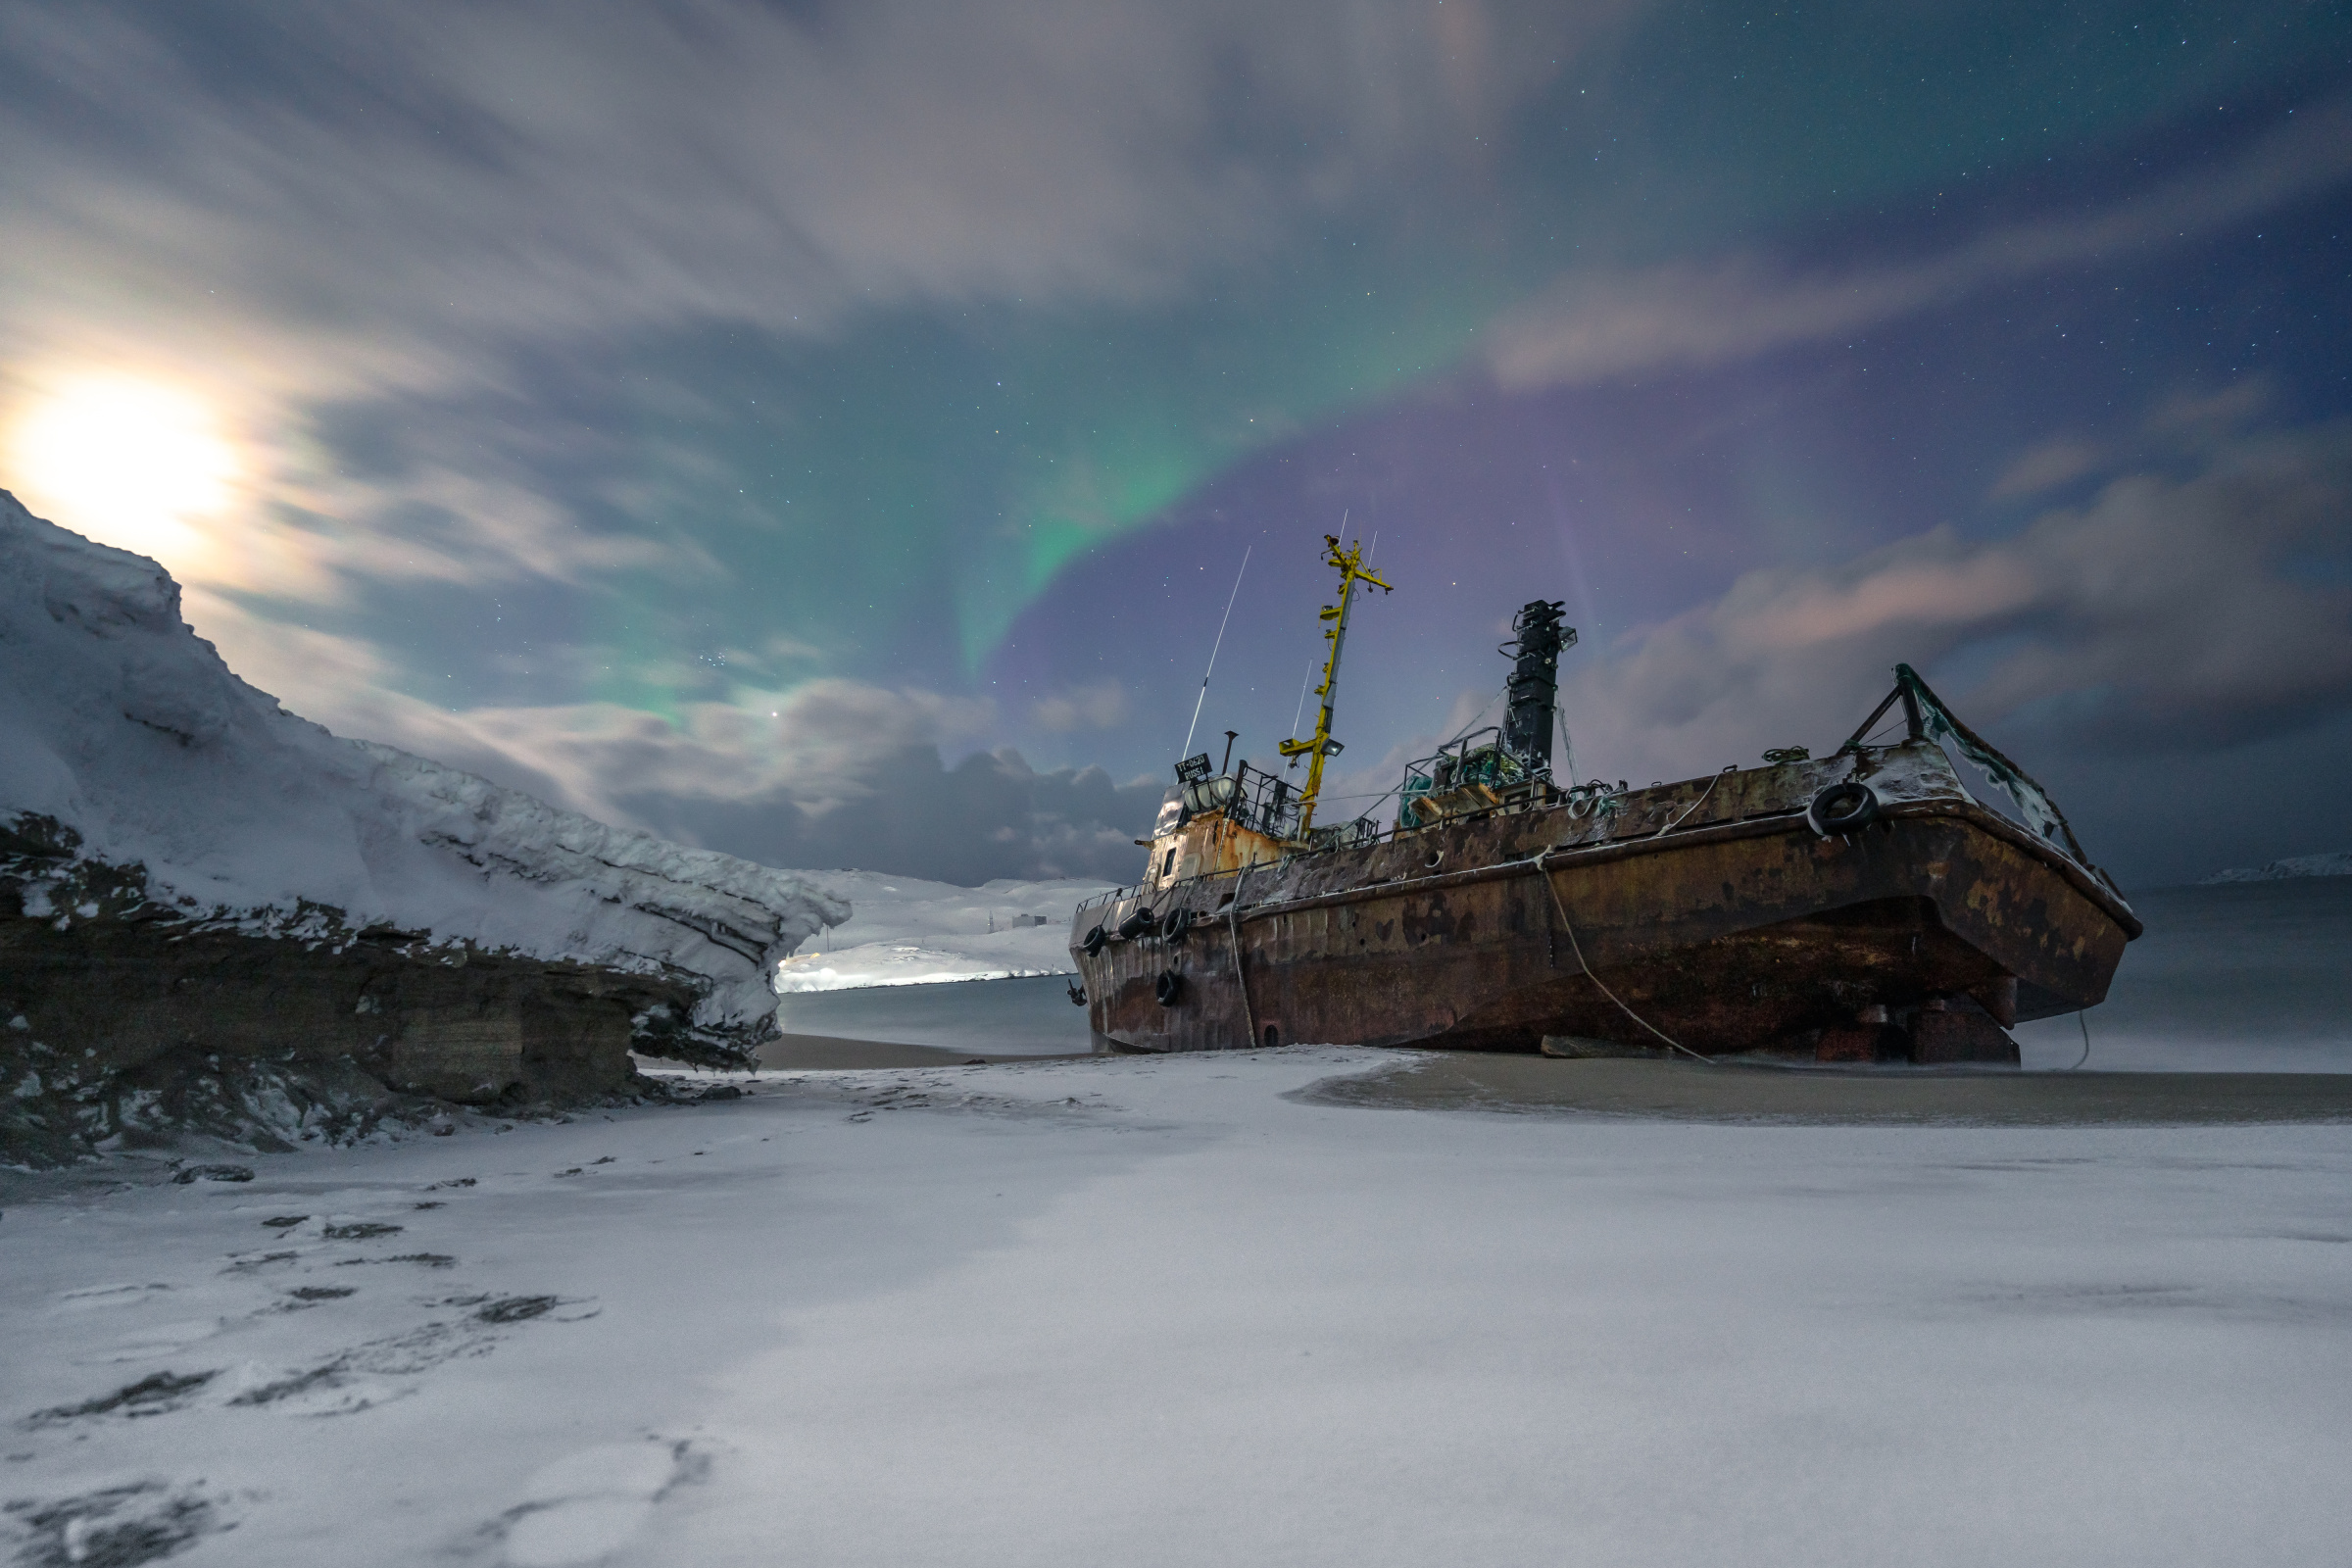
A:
[1534, 846, 1714, 1064]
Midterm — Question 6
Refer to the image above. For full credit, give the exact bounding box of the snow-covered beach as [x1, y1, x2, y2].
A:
[5, 1046, 2350, 1567]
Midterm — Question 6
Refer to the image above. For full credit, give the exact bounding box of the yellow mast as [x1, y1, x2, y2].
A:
[1278, 534, 1393, 835]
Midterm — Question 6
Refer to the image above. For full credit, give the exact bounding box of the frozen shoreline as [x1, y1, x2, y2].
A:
[4, 1049, 2348, 1567]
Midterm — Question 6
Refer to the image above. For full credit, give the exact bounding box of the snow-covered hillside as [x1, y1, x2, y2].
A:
[0, 491, 845, 1034]
[2202, 851, 2352, 884]
[775, 868, 1119, 992]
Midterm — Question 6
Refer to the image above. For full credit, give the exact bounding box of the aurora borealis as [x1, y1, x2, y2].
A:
[3, 1, 2347, 884]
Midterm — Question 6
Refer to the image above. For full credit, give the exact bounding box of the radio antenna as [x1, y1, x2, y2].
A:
[1180, 546, 1250, 760]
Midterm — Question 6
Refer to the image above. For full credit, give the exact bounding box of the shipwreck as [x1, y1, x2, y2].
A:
[1069, 535, 2140, 1064]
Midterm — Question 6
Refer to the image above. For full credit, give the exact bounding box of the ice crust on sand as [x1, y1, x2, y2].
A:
[0, 491, 845, 1032]
[776, 868, 1115, 991]
[5, 1052, 2351, 1567]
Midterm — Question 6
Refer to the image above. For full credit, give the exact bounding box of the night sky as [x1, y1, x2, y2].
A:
[5, 2, 2347, 888]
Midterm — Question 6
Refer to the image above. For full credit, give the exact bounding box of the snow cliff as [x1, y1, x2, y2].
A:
[0, 490, 846, 1034]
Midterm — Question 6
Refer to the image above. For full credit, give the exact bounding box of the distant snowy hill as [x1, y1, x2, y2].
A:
[0, 490, 845, 1036]
[2201, 852, 2352, 884]
[776, 868, 1118, 991]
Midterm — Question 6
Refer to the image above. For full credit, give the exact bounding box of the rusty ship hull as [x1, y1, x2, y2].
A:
[1069, 742, 2140, 1062]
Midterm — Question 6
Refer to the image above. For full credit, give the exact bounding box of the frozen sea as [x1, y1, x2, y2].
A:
[2014, 876, 2352, 1071]
[3, 879, 2347, 1566]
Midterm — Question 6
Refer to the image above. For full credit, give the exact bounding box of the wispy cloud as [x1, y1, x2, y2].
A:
[1489, 98, 2352, 391]
[0, 0, 1626, 675]
[1988, 438, 2106, 502]
[1549, 408, 2352, 785]
[0, 0, 1601, 396]
[1032, 679, 1130, 733]
[310, 672, 1156, 882]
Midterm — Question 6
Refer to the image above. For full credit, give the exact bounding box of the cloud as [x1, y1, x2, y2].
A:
[2146, 376, 2275, 441]
[0, 0, 1604, 395]
[1988, 438, 2106, 502]
[0, 0, 1635, 677]
[1488, 97, 2352, 391]
[271, 665, 1159, 882]
[1549, 413, 2352, 789]
[619, 747, 1165, 886]
[1032, 679, 1130, 733]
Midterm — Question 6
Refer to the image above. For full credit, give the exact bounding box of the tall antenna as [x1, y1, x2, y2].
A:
[1180, 547, 1250, 760]
[1277, 533, 1394, 834]
[1289, 514, 1364, 762]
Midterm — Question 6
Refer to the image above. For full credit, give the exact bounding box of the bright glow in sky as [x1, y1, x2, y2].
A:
[7, 376, 241, 574]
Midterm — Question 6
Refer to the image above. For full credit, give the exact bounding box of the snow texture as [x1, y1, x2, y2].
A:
[2202, 850, 2352, 883]
[775, 868, 1115, 991]
[0, 491, 846, 1032]
[4, 1050, 2349, 1567]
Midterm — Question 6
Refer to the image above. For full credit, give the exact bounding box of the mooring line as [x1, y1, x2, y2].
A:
[1534, 847, 1714, 1064]
[1228, 858, 1259, 1051]
[1651, 764, 1732, 840]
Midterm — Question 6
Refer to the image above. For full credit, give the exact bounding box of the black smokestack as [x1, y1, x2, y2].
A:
[1500, 600, 1575, 777]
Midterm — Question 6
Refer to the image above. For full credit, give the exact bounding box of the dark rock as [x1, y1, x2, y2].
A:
[474, 1294, 560, 1323]
[9, 1481, 221, 1568]
[170, 1163, 253, 1184]
[29, 1370, 217, 1424]
[697, 1084, 743, 1101]
[0, 835, 764, 1164]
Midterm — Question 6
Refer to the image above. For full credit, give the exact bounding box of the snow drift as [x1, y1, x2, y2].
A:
[0, 490, 846, 1036]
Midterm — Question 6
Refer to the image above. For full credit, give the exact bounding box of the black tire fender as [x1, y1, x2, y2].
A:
[1159, 906, 1194, 944]
[1808, 780, 1882, 836]
[1154, 969, 1185, 1006]
[1117, 907, 1153, 941]
[1081, 924, 1107, 956]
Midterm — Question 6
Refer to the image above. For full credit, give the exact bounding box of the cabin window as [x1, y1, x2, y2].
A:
[1162, 849, 1177, 878]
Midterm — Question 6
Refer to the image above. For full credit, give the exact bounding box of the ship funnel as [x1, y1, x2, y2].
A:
[1500, 601, 1576, 778]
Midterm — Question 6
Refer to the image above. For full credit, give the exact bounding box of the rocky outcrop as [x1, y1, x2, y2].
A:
[0, 490, 848, 1166]
[0, 816, 747, 1165]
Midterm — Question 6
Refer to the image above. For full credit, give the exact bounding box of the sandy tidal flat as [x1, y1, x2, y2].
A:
[3, 1049, 2349, 1567]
